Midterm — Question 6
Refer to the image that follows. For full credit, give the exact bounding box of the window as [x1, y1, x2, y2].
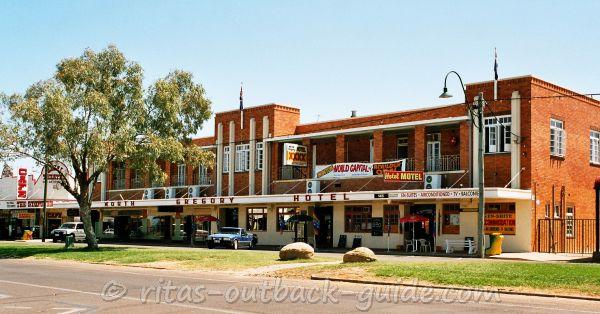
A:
[550, 119, 566, 157]
[223, 146, 230, 173]
[345, 206, 372, 232]
[176, 164, 186, 186]
[484, 115, 512, 153]
[235, 144, 250, 172]
[246, 207, 267, 231]
[383, 205, 399, 233]
[554, 204, 561, 218]
[256, 142, 264, 170]
[566, 206, 575, 237]
[112, 162, 125, 190]
[277, 207, 297, 231]
[193, 165, 210, 185]
[130, 169, 144, 189]
[397, 134, 408, 159]
[545, 204, 550, 218]
[590, 131, 600, 164]
[442, 203, 461, 234]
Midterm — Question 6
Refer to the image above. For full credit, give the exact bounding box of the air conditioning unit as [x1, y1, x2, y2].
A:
[424, 174, 441, 189]
[188, 185, 200, 197]
[142, 188, 154, 200]
[164, 187, 177, 199]
[306, 180, 320, 194]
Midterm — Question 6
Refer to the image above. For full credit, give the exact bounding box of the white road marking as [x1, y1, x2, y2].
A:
[0, 293, 10, 299]
[0, 279, 251, 314]
[4, 306, 31, 309]
[52, 307, 86, 314]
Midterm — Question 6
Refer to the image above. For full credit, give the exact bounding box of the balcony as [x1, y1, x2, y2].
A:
[196, 175, 212, 186]
[279, 166, 307, 180]
[169, 175, 187, 187]
[426, 155, 460, 172]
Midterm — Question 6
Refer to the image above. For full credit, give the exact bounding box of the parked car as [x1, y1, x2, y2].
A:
[206, 227, 257, 250]
[51, 222, 86, 243]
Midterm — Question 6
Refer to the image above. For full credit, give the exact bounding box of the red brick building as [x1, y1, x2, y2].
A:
[53, 75, 599, 253]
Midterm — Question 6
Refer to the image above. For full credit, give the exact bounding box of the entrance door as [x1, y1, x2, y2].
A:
[162, 216, 172, 241]
[314, 206, 334, 248]
[114, 216, 131, 240]
[426, 133, 441, 172]
[221, 208, 239, 227]
[409, 204, 436, 244]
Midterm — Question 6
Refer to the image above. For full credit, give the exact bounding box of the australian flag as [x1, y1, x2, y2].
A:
[494, 48, 498, 81]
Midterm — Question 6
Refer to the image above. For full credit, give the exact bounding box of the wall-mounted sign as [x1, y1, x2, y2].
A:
[283, 143, 308, 166]
[374, 193, 389, 199]
[16, 200, 54, 208]
[371, 217, 384, 236]
[484, 212, 516, 235]
[315, 159, 405, 179]
[17, 168, 27, 199]
[17, 212, 35, 219]
[383, 171, 424, 182]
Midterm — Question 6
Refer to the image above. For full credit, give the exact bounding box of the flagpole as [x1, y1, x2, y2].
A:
[240, 83, 244, 129]
[494, 48, 498, 101]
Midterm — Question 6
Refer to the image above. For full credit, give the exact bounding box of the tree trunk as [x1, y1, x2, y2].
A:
[78, 198, 99, 250]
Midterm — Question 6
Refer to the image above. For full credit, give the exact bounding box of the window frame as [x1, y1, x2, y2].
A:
[565, 206, 575, 238]
[176, 164, 187, 186]
[550, 118, 566, 157]
[256, 142, 264, 171]
[484, 115, 512, 154]
[246, 207, 268, 232]
[383, 205, 399, 233]
[276, 207, 298, 232]
[344, 205, 372, 233]
[442, 203, 461, 235]
[235, 144, 250, 172]
[112, 162, 126, 190]
[223, 146, 230, 173]
[591, 130, 600, 164]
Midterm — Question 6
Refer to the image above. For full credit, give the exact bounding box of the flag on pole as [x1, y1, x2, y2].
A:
[239, 83, 244, 129]
[494, 48, 498, 100]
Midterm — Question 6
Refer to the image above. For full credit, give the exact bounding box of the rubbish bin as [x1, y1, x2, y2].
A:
[485, 233, 504, 256]
[64, 234, 75, 249]
[21, 230, 33, 240]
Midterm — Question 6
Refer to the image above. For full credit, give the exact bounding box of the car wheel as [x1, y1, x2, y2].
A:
[207, 242, 214, 249]
[232, 240, 238, 250]
[52, 238, 57, 243]
[248, 241, 254, 250]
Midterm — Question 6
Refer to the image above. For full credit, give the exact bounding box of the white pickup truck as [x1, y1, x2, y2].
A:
[51, 222, 86, 243]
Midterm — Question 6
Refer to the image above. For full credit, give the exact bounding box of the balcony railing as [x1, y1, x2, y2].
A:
[170, 175, 187, 187]
[426, 155, 460, 172]
[196, 175, 212, 186]
[279, 166, 307, 180]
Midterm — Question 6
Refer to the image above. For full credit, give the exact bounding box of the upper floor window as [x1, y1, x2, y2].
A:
[176, 164, 186, 186]
[590, 131, 600, 164]
[550, 119, 566, 157]
[112, 162, 125, 190]
[235, 144, 250, 172]
[193, 165, 210, 185]
[223, 146, 230, 173]
[397, 134, 408, 159]
[484, 115, 511, 153]
[130, 169, 144, 189]
[256, 142, 264, 170]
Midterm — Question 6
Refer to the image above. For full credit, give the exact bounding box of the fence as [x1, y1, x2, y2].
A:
[537, 219, 596, 254]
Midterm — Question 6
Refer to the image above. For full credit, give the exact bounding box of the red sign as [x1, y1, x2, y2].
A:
[47, 212, 62, 218]
[383, 171, 425, 182]
[17, 168, 27, 199]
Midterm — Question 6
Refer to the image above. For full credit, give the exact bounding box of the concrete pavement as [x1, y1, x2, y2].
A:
[0, 258, 599, 313]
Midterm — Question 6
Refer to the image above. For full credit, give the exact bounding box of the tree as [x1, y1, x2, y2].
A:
[0, 46, 214, 249]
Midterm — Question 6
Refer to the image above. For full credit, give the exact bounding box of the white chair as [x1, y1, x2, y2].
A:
[419, 239, 431, 252]
[405, 239, 414, 252]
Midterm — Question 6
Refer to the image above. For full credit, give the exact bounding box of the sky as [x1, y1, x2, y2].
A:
[1, 0, 599, 174]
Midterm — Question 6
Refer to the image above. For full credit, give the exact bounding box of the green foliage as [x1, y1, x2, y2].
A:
[0, 46, 214, 247]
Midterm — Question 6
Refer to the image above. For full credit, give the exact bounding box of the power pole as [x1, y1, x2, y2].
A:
[41, 163, 48, 242]
[476, 92, 486, 259]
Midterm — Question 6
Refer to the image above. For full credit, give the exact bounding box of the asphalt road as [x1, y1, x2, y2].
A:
[0, 259, 599, 313]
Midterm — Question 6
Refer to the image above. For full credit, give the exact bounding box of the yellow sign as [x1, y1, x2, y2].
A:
[484, 212, 516, 235]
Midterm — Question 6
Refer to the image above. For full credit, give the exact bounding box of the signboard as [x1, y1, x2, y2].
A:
[17, 168, 27, 199]
[16, 200, 54, 208]
[484, 212, 516, 235]
[371, 217, 384, 236]
[47, 212, 62, 218]
[383, 171, 424, 182]
[67, 208, 80, 217]
[315, 159, 405, 179]
[374, 193, 389, 199]
[17, 212, 35, 219]
[283, 143, 307, 166]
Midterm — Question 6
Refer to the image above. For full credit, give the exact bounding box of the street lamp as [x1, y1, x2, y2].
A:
[439, 71, 486, 259]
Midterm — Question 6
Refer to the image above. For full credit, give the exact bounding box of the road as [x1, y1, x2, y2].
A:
[0, 259, 598, 313]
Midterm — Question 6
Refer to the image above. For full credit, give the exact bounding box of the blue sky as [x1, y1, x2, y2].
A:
[2, 0, 599, 173]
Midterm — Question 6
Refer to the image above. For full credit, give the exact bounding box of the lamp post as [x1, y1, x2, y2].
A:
[440, 71, 486, 259]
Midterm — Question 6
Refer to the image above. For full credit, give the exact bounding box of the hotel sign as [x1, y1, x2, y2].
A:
[315, 159, 405, 179]
[283, 143, 307, 167]
[485, 212, 516, 235]
[383, 171, 424, 182]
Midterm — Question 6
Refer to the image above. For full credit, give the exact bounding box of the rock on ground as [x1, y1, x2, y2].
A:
[343, 247, 377, 263]
[279, 242, 314, 260]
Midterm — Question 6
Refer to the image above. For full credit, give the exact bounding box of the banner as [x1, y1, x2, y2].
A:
[17, 168, 27, 199]
[484, 212, 516, 235]
[283, 143, 307, 166]
[383, 171, 424, 182]
[315, 159, 405, 179]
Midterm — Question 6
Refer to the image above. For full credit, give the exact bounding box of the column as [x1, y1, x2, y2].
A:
[413, 126, 425, 171]
[249, 118, 256, 195]
[228, 121, 235, 196]
[216, 122, 223, 196]
[510, 91, 521, 189]
[335, 134, 346, 163]
[373, 130, 383, 162]
[261, 116, 270, 195]
[302, 138, 312, 178]
[459, 121, 470, 172]
[471, 96, 480, 186]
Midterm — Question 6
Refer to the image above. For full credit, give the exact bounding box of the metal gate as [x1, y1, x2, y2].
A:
[537, 219, 596, 253]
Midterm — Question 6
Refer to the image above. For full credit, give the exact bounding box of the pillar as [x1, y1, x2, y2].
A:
[413, 126, 426, 171]
[336, 134, 346, 163]
[373, 130, 383, 162]
[261, 116, 270, 195]
[459, 121, 470, 172]
[249, 118, 256, 195]
[228, 121, 235, 196]
[510, 91, 521, 189]
[302, 138, 312, 178]
[216, 122, 223, 196]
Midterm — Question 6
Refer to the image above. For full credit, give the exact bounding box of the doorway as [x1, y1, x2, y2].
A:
[314, 206, 333, 248]
[426, 133, 441, 172]
[408, 204, 436, 244]
[221, 208, 239, 227]
[114, 216, 131, 240]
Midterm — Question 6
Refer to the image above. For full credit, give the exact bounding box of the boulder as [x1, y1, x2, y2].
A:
[343, 247, 377, 263]
[279, 242, 314, 260]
